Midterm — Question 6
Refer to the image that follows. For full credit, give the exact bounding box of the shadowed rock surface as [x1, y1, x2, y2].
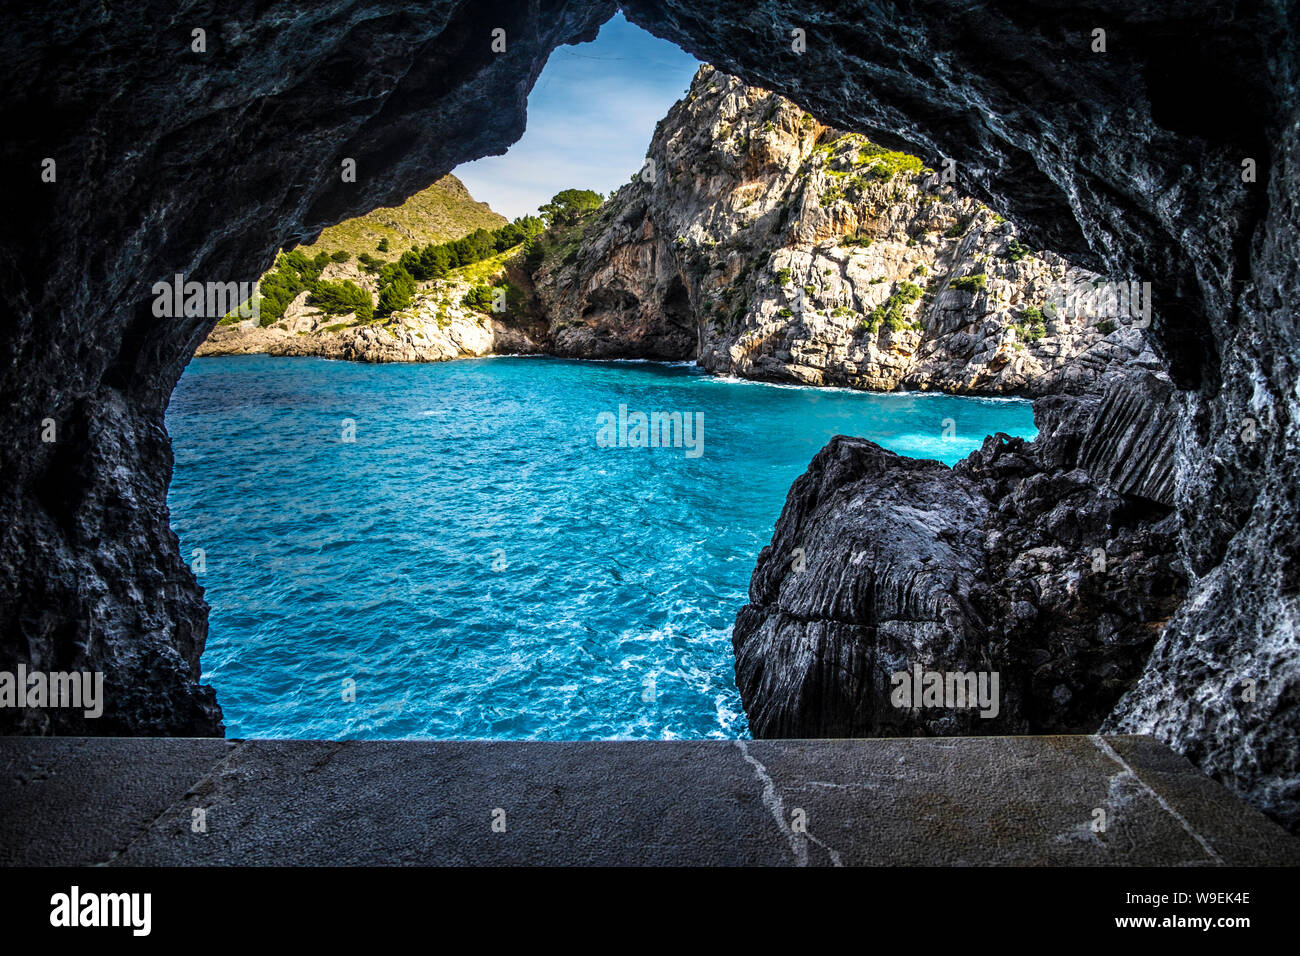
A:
[618, 0, 1300, 831]
[0, 1, 1297, 830]
[0, 0, 617, 736]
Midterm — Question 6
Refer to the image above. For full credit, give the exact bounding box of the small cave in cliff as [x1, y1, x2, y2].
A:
[658, 274, 695, 355]
[2, 0, 1298, 848]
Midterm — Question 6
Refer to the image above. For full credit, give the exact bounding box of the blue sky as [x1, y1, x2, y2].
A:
[454, 13, 701, 221]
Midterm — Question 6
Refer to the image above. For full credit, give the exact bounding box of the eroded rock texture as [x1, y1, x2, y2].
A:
[0, 0, 617, 734]
[734, 367, 1188, 740]
[0, 0, 1296, 829]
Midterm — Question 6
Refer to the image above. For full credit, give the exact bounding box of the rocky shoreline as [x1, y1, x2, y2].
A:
[200, 67, 1153, 399]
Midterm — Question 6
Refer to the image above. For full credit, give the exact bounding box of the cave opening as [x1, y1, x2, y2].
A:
[3, 0, 1295, 832]
[165, 10, 1065, 742]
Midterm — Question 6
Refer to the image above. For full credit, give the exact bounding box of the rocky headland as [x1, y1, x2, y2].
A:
[536, 67, 1149, 396]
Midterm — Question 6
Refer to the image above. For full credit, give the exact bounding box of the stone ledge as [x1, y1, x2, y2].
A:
[1, 735, 1295, 866]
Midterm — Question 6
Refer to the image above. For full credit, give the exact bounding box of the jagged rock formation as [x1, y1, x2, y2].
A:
[0, 1, 1295, 829]
[0, 0, 617, 736]
[734, 366, 1188, 739]
[614, 0, 1299, 830]
[537, 67, 1149, 395]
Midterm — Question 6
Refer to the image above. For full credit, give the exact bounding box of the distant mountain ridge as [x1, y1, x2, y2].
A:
[299, 174, 506, 260]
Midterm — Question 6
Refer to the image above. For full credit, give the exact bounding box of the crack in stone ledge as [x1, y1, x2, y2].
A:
[734, 740, 844, 867]
[95, 739, 251, 867]
[1090, 735, 1224, 865]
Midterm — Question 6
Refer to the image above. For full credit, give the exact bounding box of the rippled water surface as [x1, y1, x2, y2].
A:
[167, 355, 1037, 739]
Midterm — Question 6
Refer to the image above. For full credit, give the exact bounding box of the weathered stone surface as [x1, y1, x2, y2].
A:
[5, 735, 1296, 866]
[734, 438, 993, 738]
[1078, 371, 1180, 507]
[0, 736, 236, 866]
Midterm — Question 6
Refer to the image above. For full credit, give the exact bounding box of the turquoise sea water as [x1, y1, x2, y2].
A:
[167, 355, 1037, 740]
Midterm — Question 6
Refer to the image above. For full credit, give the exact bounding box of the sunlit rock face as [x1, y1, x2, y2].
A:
[537, 66, 1150, 394]
[0, 0, 1296, 830]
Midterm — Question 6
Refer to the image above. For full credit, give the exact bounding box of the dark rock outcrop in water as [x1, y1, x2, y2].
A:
[0, 1, 1296, 829]
[734, 366, 1188, 739]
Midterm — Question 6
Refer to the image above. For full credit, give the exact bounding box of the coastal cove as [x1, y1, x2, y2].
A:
[167, 355, 1037, 740]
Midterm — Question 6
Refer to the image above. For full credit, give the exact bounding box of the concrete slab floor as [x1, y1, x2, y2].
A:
[0, 735, 1295, 866]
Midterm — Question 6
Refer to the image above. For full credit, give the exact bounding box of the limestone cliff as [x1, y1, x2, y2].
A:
[535, 67, 1150, 395]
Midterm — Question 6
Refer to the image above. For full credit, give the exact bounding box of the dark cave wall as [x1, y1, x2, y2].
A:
[0, 0, 618, 734]
[0, 0, 1296, 827]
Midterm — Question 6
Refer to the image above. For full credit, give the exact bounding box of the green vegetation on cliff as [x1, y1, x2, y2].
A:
[248, 249, 333, 326]
[521, 189, 608, 274]
[863, 281, 924, 334]
[539, 189, 603, 228]
[309, 279, 373, 322]
[395, 216, 544, 281]
[950, 273, 988, 293]
[1015, 306, 1047, 342]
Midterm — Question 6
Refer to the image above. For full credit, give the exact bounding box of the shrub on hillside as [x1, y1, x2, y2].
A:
[864, 281, 925, 334]
[950, 273, 987, 293]
[376, 264, 416, 317]
[308, 280, 373, 321]
[539, 189, 603, 229]
[463, 284, 496, 312]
